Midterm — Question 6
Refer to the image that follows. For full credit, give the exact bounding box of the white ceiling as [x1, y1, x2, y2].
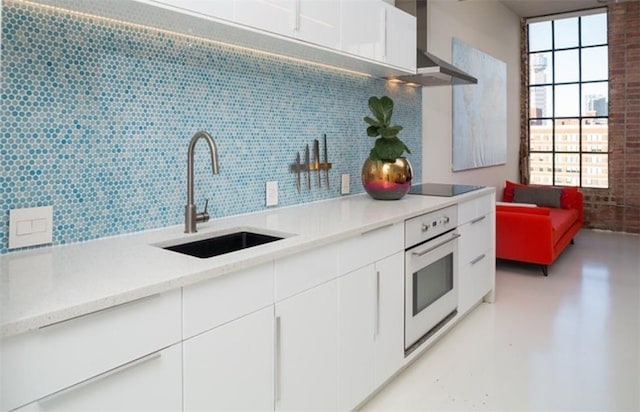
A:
[499, 0, 607, 18]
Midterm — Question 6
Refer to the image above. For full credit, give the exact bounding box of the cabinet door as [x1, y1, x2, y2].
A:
[337, 265, 376, 411]
[234, 0, 295, 37]
[183, 306, 274, 411]
[340, 0, 385, 61]
[275, 280, 338, 411]
[458, 211, 495, 314]
[16, 344, 182, 412]
[296, 0, 340, 49]
[374, 251, 405, 386]
[383, 3, 416, 71]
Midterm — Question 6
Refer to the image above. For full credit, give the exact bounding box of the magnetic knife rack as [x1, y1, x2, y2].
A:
[290, 134, 332, 192]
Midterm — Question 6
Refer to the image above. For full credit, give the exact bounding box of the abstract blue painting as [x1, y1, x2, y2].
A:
[452, 38, 507, 171]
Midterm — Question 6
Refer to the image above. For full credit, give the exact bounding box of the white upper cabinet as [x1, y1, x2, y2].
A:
[30, 0, 415, 76]
[234, 0, 296, 36]
[340, 1, 416, 72]
[382, 2, 416, 71]
[296, 0, 341, 49]
[340, 0, 386, 62]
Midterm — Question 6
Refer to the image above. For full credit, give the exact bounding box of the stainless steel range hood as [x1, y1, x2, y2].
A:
[391, 1, 477, 86]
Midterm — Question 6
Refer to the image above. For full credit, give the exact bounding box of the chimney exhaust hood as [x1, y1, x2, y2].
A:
[390, 1, 477, 87]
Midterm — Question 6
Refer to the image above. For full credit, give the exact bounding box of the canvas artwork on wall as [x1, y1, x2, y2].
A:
[452, 38, 507, 171]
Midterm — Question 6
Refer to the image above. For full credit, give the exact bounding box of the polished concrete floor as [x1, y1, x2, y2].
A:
[361, 229, 640, 411]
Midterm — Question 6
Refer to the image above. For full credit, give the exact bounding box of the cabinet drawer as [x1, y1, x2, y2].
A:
[458, 193, 494, 226]
[459, 248, 495, 315]
[1, 290, 181, 412]
[275, 244, 338, 301]
[337, 223, 403, 275]
[458, 212, 494, 265]
[183, 262, 274, 339]
[14, 344, 182, 412]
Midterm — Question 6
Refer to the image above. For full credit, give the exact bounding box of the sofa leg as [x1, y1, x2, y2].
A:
[541, 265, 548, 276]
[570, 238, 575, 245]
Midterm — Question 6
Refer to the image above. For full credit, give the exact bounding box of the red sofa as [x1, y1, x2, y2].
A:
[496, 181, 583, 276]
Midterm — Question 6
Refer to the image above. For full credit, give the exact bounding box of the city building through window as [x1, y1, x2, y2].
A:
[527, 9, 609, 188]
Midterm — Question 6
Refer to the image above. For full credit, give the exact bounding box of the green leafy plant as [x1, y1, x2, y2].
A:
[364, 96, 411, 161]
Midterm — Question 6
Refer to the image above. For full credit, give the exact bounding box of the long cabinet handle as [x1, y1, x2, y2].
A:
[471, 215, 486, 225]
[38, 293, 160, 331]
[375, 270, 380, 338]
[35, 351, 162, 407]
[411, 233, 461, 257]
[470, 253, 487, 265]
[275, 316, 282, 402]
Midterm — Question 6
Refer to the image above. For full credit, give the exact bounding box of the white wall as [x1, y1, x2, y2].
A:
[421, 0, 520, 199]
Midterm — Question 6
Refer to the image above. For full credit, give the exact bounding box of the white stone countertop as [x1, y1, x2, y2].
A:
[0, 188, 494, 338]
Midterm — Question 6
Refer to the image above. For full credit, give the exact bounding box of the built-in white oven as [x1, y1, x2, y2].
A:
[404, 205, 459, 355]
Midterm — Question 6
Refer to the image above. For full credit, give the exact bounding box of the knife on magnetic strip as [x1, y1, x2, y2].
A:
[313, 139, 321, 188]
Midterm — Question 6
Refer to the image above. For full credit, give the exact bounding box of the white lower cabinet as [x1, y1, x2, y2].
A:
[458, 194, 496, 315]
[15, 343, 182, 412]
[183, 306, 274, 411]
[338, 252, 404, 411]
[275, 280, 339, 411]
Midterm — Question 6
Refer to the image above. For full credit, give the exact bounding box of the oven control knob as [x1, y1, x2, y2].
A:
[421, 223, 429, 232]
[443, 216, 450, 224]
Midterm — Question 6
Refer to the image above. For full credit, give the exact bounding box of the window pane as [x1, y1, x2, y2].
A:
[581, 46, 608, 81]
[530, 86, 552, 117]
[554, 119, 580, 152]
[530, 52, 552, 85]
[582, 154, 609, 188]
[554, 153, 580, 186]
[582, 118, 608, 152]
[554, 49, 579, 82]
[529, 21, 552, 52]
[529, 153, 553, 185]
[582, 81, 608, 116]
[581, 13, 607, 46]
[554, 17, 579, 49]
[555, 84, 579, 117]
[530, 119, 553, 151]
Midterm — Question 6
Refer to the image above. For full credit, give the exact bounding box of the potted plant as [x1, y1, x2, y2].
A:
[362, 95, 413, 200]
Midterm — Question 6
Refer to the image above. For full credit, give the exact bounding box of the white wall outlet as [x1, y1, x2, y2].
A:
[9, 206, 54, 249]
[266, 181, 278, 207]
[341, 174, 350, 195]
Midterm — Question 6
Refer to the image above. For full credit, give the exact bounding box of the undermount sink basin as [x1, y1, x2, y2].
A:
[162, 231, 284, 258]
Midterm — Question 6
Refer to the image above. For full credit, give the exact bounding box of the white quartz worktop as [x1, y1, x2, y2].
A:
[0, 188, 494, 338]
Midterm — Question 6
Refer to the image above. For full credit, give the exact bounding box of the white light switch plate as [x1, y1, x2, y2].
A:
[9, 206, 53, 249]
[341, 174, 350, 195]
[266, 181, 278, 207]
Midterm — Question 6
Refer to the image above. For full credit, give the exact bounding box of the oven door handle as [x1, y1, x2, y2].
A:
[410, 233, 460, 257]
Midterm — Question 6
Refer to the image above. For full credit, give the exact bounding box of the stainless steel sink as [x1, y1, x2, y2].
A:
[162, 231, 284, 258]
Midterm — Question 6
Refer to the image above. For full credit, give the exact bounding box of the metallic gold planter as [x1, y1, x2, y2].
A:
[361, 157, 413, 200]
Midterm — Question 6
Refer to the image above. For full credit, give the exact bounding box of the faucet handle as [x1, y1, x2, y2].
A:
[196, 198, 210, 224]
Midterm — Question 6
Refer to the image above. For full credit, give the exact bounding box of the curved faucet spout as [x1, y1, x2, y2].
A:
[185, 131, 219, 233]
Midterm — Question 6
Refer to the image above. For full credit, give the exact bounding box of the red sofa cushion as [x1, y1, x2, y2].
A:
[503, 180, 579, 209]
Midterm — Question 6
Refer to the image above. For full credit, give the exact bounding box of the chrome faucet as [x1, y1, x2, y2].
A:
[185, 131, 219, 233]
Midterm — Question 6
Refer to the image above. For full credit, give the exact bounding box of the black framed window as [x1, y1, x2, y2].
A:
[527, 10, 608, 188]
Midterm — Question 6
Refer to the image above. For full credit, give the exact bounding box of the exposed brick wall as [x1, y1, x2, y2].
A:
[582, 2, 640, 234]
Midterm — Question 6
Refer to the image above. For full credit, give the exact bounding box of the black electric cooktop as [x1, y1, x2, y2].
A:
[408, 183, 484, 197]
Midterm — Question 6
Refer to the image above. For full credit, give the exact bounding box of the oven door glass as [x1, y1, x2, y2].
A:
[405, 232, 458, 351]
[413, 254, 453, 316]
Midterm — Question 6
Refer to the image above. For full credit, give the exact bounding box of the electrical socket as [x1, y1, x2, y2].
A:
[266, 181, 278, 206]
[341, 174, 350, 195]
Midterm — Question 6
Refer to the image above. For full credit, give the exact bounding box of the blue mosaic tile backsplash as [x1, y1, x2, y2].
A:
[0, 1, 422, 254]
